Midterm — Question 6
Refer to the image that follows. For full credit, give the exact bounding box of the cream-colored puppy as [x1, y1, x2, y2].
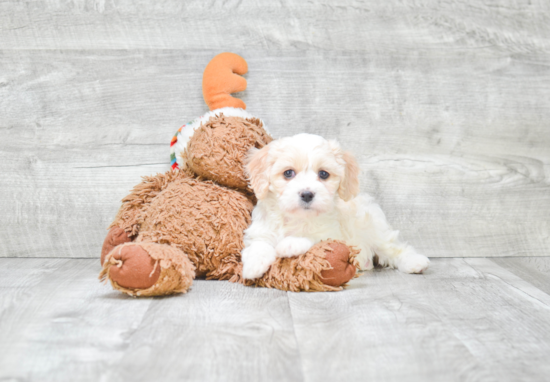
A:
[241, 133, 430, 280]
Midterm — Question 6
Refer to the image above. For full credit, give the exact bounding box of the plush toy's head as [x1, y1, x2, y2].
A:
[170, 53, 273, 193]
[186, 114, 272, 191]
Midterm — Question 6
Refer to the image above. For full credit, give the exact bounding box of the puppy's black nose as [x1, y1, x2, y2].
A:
[300, 191, 315, 203]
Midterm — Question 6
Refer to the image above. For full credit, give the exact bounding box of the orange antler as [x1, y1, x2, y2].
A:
[202, 52, 248, 111]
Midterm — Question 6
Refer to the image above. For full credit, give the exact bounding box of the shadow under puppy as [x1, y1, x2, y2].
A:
[242, 133, 431, 279]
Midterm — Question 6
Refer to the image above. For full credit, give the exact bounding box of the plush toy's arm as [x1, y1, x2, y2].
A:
[109, 169, 186, 236]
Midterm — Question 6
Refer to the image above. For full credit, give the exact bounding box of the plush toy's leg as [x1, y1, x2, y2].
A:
[99, 242, 195, 297]
[243, 240, 361, 292]
[100, 227, 133, 266]
[107, 169, 190, 245]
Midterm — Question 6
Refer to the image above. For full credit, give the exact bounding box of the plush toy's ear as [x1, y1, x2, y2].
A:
[202, 52, 248, 111]
[338, 151, 360, 202]
[245, 146, 272, 200]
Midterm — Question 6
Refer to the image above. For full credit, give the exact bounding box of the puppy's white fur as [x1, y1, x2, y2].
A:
[241, 133, 430, 279]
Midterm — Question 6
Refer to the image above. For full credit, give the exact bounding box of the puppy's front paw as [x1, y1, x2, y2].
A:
[397, 252, 430, 274]
[242, 242, 277, 279]
[276, 237, 314, 258]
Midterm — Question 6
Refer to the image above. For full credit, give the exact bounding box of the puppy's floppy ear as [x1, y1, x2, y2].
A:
[245, 145, 272, 199]
[338, 151, 360, 201]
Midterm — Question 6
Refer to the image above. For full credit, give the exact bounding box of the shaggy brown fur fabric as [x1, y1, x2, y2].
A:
[243, 239, 360, 292]
[136, 174, 254, 279]
[100, 236, 360, 295]
[109, 169, 189, 237]
[100, 242, 195, 297]
[186, 115, 273, 191]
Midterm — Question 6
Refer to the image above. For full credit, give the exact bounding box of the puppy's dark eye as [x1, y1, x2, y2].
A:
[319, 170, 330, 180]
[283, 169, 296, 179]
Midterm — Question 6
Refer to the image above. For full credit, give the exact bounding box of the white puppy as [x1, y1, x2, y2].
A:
[241, 133, 430, 280]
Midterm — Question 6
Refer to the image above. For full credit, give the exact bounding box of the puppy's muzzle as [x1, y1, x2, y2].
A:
[300, 191, 315, 203]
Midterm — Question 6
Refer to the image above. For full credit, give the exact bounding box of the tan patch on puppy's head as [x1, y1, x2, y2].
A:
[338, 151, 360, 201]
[245, 145, 273, 200]
[327, 140, 360, 202]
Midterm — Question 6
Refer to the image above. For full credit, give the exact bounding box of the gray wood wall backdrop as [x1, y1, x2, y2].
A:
[1, 0, 549, 259]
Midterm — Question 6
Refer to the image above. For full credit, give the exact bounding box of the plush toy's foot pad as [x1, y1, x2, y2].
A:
[101, 226, 132, 265]
[319, 242, 358, 287]
[100, 242, 196, 297]
[107, 244, 161, 289]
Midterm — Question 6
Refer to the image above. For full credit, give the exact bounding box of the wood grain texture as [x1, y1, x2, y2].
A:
[1, 0, 549, 51]
[0, 258, 302, 382]
[106, 282, 302, 382]
[0, 0, 549, 258]
[0, 258, 154, 381]
[2, 258, 550, 381]
[288, 258, 550, 382]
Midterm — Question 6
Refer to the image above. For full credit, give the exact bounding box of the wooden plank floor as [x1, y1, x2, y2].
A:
[1, 257, 549, 382]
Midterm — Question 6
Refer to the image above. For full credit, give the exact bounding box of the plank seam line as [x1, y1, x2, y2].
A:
[0, 257, 100, 259]
[285, 292, 307, 382]
[466, 259, 550, 309]
[485, 273, 550, 309]
[73, 162, 167, 169]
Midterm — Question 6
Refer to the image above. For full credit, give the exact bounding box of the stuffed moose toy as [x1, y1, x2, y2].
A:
[99, 53, 360, 296]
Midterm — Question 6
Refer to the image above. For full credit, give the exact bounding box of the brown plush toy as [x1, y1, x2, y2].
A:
[99, 53, 360, 296]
